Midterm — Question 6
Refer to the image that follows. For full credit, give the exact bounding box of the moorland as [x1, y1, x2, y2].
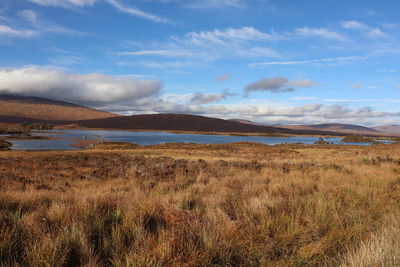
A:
[1, 142, 400, 266]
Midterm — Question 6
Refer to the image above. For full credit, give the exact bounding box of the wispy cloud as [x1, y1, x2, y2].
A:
[365, 28, 389, 39]
[183, 0, 245, 9]
[341, 20, 368, 30]
[117, 49, 194, 57]
[0, 24, 38, 37]
[236, 46, 280, 58]
[295, 27, 347, 41]
[341, 20, 390, 39]
[17, 9, 38, 23]
[105, 0, 172, 24]
[249, 56, 362, 67]
[182, 27, 285, 46]
[135, 60, 195, 69]
[49, 55, 83, 65]
[118, 26, 282, 66]
[29, 0, 97, 8]
[29, 0, 171, 23]
[1, 8, 88, 40]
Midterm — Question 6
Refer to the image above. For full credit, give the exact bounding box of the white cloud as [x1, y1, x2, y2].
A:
[381, 23, 397, 29]
[29, 0, 97, 8]
[249, 56, 362, 67]
[183, 27, 285, 46]
[2, 9, 86, 40]
[372, 47, 400, 55]
[295, 27, 346, 41]
[341, 20, 389, 39]
[117, 49, 194, 57]
[377, 69, 397, 73]
[105, 0, 171, 23]
[236, 46, 280, 58]
[17, 10, 38, 23]
[122, 26, 282, 64]
[135, 60, 195, 69]
[29, 0, 171, 23]
[0, 67, 162, 106]
[183, 0, 245, 9]
[0, 24, 38, 37]
[365, 28, 389, 39]
[341, 21, 368, 31]
[49, 55, 83, 65]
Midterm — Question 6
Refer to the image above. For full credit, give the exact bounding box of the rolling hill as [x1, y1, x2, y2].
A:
[373, 125, 400, 136]
[0, 95, 118, 122]
[74, 113, 342, 135]
[280, 123, 382, 135]
[228, 119, 265, 126]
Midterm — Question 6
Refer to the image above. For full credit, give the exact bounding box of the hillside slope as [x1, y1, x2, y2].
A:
[0, 95, 118, 121]
[373, 125, 400, 136]
[280, 123, 382, 135]
[75, 113, 342, 135]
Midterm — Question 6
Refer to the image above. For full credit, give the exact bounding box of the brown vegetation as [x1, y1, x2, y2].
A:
[341, 135, 377, 143]
[1, 142, 400, 266]
[0, 140, 12, 150]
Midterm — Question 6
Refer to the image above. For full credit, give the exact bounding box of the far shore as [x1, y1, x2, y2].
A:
[54, 124, 345, 138]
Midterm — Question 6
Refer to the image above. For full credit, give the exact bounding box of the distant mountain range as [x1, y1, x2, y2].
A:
[0, 94, 398, 136]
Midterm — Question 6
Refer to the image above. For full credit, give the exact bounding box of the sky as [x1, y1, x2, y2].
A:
[0, 0, 399, 126]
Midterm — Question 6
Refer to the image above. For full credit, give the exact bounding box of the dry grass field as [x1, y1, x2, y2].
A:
[1, 142, 400, 266]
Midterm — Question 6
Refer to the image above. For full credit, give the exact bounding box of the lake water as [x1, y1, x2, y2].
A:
[7, 129, 381, 150]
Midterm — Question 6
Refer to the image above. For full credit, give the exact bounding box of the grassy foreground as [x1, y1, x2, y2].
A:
[1, 142, 400, 266]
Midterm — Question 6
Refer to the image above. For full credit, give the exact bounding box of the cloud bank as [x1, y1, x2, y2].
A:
[0, 67, 162, 106]
[1, 67, 397, 125]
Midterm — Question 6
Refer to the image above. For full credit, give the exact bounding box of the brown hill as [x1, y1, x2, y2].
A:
[372, 125, 400, 136]
[228, 119, 265, 126]
[280, 123, 382, 136]
[0, 95, 118, 122]
[74, 113, 343, 135]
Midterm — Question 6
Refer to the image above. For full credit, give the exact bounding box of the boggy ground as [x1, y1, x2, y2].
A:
[1, 142, 400, 266]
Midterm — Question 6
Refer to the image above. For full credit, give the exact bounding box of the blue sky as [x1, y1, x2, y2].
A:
[0, 0, 399, 125]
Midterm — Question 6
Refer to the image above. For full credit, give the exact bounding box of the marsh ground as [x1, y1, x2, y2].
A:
[1, 142, 400, 266]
